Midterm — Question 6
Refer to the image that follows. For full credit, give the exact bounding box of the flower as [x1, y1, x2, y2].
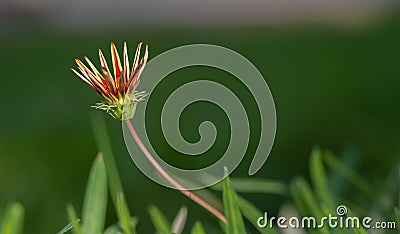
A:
[72, 42, 148, 119]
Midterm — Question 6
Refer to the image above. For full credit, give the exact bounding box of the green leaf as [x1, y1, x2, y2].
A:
[223, 176, 247, 234]
[148, 205, 172, 234]
[116, 192, 135, 234]
[91, 114, 133, 226]
[212, 178, 287, 195]
[237, 195, 279, 234]
[91, 114, 122, 196]
[66, 204, 83, 234]
[190, 221, 206, 234]
[323, 152, 376, 201]
[171, 206, 187, 234]
[394, 207, 400, 233]
[104, 217, 138, 234]
[347, 209, 367, 234]
[290, 177, 330, 234]
[0, 202, 24, 234]
[309, 147, 335, 210]
[82, 154, 108, 234]
[219, 220, 228, 234]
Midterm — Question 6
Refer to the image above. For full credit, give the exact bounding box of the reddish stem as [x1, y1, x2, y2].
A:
[125, 120, 227, 223]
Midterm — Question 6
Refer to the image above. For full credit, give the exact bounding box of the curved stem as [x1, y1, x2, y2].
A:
[125, 120, 227, 223]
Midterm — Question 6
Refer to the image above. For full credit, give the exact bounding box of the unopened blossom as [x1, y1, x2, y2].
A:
[72, 42, 148, 119]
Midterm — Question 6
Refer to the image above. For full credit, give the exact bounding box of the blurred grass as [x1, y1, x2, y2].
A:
[1, 15, 400, 233]
[1, 147, 398, 233]
[0, 203, 24, 234]
[190, 221, 206, 234]
[223, 176, 246, 234]
[148, 205, 172, 234]
[91, 115, 133, 234]
[66, 205, 82, 234]
[81, 154, 108, 234]
[237, 195, 279, 234]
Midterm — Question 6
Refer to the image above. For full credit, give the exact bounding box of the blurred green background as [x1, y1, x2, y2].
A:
[1, 2, 400, 233]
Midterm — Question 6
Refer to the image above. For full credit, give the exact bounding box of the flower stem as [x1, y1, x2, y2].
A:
[125, 120, 227, 223]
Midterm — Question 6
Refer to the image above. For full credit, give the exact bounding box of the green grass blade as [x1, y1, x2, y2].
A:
[347, 209, 367, 234]
[290, 177, 330, 234]
[0, 202, 24, 234]
[171, 206, 188, 234]
[309, 147, 335, 210]
[82, 153, 108, 234]
[91, 114, 123, 199]
[291, 177, 321, 216]
[91, 114, 133, 227]
[237, 195, 279, 234]
[394, 207, 400, 233]
[212, 178, 287, 195]
[66, 204, 83, 234]
[219, 220, 228, 234]
[323, 152, 376, 201]
[148, 205, 172, 234]
[223, 176, 247, 234]
[190, 221, 206, 234]
[116, 192, 135, 234]
[104, 217, 138, 234]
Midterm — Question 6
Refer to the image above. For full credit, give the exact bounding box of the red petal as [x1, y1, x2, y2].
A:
[99, 49, 118, 96]
[111, 42, 122, 89]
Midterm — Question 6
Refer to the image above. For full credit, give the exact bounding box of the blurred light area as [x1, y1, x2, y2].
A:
[1, 0, 399, 29]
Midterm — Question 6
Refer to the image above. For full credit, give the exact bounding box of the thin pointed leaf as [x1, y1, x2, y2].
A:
[171, 206, 187, 234]
[237, 195, 279, 234]
[104, 217, 138, 234]
[82, 154, 108, 234]
[323, 152, 376, 201]
[290, 177, 330, 234]
[66, 204, 83, 234]
[148, 205, 172, 234]
[117, 192, 134, 234]
[212, 178, 287, 195]
[223, 176, 247, 234]
[91, 114, 132, 225]
[219, 220, 228, 234]
[291, 177, 322, 217]
[310, 147, 335, 210]
[0, 202, 24, 234]
[347, 209, 367, 234]
[190, 221, 206, 234]
[394, 208, 400, 233]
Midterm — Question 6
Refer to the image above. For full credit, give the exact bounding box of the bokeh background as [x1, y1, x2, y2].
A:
[1, 0, 400, 233]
